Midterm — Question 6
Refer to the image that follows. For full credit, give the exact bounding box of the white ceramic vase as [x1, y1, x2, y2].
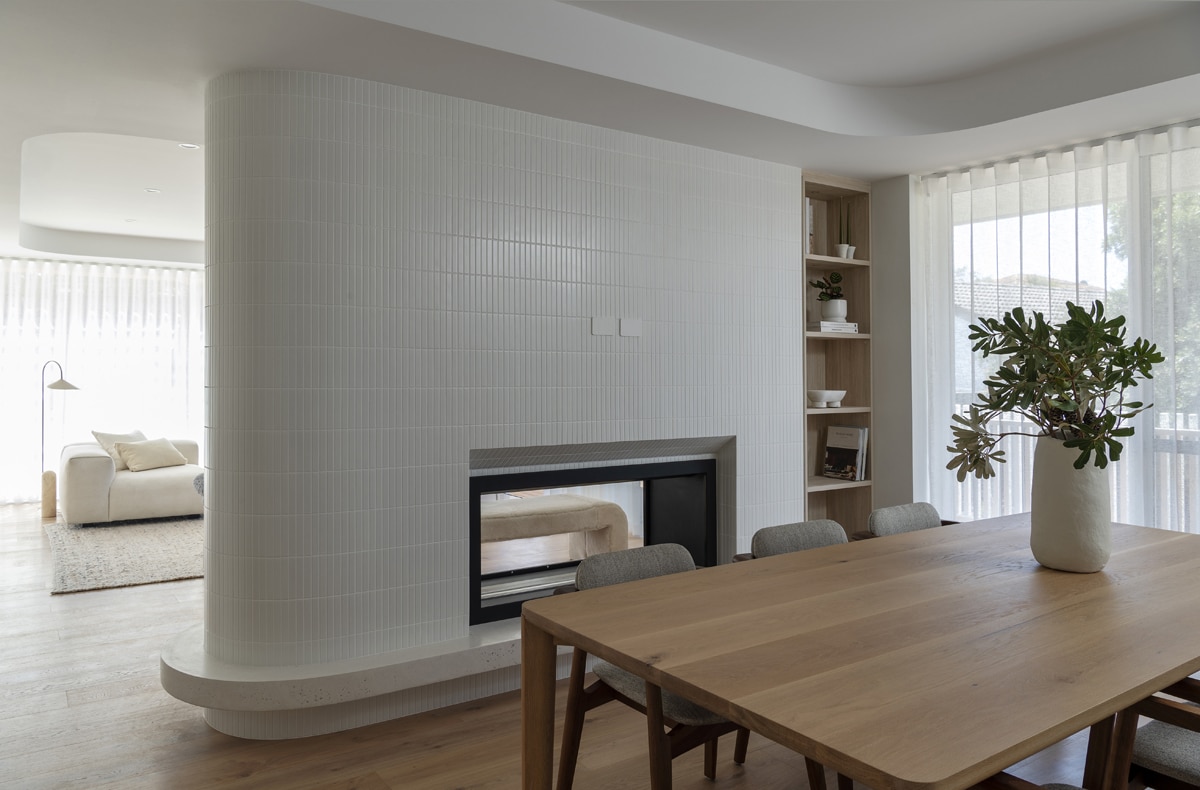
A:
[820, 298, 848, 321]
[835, 243, 851, 258]
[1029, 435, 1111, 572]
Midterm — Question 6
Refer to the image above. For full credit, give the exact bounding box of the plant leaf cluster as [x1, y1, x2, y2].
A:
[946, 300, 1163, 480]
[808, 271, 844, 301]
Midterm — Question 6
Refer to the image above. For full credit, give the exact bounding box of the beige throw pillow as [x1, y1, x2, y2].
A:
[91, 429, 147, 471]
[113, 437, 187, 472]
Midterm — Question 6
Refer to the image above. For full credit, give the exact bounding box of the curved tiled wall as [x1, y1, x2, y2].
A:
[197, 68, 806, 734]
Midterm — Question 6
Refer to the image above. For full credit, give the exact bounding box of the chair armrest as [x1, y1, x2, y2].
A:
[1135, 695, 1200, 733]
[1161, 676, 1200, 704]
[59, 444, 115, 524]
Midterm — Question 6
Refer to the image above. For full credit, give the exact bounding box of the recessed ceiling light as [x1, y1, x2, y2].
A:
[178, 143, 199, 150]
[124, 218, 137, 223]
[144, 188, 162, 193]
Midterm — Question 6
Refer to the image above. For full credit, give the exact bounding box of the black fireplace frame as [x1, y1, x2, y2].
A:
[469, 459, 717, 624]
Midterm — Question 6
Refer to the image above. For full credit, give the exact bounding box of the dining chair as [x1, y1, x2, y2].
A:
[748, 518, 854, 790]
[1110, 676, 1200, 790]
[750, 518, 847, 557]
[731, 518, 847, 561]
[851, 501, 949, 540]
[556, 543, 751, 790]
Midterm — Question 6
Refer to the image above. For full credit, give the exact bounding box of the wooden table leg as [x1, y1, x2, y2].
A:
[522, 616, 557, 790]
[1082, 715, 1115, 790]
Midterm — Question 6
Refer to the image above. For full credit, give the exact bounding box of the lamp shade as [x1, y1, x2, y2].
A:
[41, 360, 80, 476]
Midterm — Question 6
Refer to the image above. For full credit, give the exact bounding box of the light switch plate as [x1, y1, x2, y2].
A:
[620, 318, 642, 337]
[592, 316, 617, 336]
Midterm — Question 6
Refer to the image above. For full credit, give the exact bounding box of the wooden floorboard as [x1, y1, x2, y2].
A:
[0, 502, 1090, 789]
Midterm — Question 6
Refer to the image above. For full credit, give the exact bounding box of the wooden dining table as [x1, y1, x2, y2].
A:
[521, 514, 1200, 790]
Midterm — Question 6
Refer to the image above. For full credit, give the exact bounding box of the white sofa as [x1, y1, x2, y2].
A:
[59, 439, 203, 525]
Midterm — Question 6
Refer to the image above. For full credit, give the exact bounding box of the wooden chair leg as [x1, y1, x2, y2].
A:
[645, 682, 673, 790]
[734, 727, 750, 764]
[555, 648, 589, 790]
[805, 756, 829, 790]
[837, 772, 855, 790]
[704, 737, 717, 780]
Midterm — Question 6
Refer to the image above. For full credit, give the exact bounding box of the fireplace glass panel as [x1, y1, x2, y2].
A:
[469, 459, 716, 624]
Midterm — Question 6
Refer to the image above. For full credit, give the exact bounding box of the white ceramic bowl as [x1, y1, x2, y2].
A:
[807, 389, 847, 408]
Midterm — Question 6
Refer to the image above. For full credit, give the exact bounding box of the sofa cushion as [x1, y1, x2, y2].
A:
[91, 429, 146, 471]
[114, 437, 187, 472]
[108, 463, 204, 522]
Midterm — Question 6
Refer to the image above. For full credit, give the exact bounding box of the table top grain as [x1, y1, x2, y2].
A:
[522, 515, 1200, 790]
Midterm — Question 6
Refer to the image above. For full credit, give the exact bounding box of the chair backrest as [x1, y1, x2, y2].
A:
[750, 519, 847, 558]
[867, 502, 942, 537]
[575, 543, 695, 591]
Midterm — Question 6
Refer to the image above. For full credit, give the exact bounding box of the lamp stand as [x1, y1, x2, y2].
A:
[40, 359, 79, 521]
[41, 470, 57, 518]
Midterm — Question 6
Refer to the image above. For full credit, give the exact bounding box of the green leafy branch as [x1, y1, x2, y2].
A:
[946, 300, 1163, 481]
[808, 271, 844, 301]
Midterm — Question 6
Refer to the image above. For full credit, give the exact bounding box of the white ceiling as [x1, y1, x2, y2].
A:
[3, 0, 1200, 265]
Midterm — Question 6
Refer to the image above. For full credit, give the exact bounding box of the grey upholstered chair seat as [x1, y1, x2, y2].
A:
[750, 519, 847, 557]
[1133, 716, 1200, 786]
[591, 660, 727, 727]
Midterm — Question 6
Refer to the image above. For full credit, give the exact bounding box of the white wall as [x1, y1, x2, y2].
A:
[201, 68, 807, 732]
[870, 175, 920, 508]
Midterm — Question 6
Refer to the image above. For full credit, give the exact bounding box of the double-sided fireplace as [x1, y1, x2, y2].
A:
[469, 459, 717, 624]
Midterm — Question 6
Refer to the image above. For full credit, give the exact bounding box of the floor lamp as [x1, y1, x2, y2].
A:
[42, 360, 79, 519]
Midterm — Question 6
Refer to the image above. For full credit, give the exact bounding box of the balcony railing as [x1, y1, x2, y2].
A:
[950, 403, 1200, 534]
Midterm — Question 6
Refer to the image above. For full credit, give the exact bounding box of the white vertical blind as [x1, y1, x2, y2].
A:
[918, 122, 1200, 532]
[0, 258, 204, 505]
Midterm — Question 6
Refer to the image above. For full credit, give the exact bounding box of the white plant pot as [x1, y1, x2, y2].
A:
[820, 299, 848, 321]
[846, 245, 856, 259]
[835, 243, 851, 258]
[1029, 436, 1111, 572]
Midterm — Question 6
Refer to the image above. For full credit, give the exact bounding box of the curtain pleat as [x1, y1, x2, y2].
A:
[0, 258, 204, 505]
[919, 122, 1200, 533]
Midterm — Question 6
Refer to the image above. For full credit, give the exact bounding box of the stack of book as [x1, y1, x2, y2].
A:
[807, 321, 858, 334]
[823, 425, 868, 481]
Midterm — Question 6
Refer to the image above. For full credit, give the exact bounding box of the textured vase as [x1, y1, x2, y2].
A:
[820, 298, 848, 321]
[1030, 436, 1111, 572]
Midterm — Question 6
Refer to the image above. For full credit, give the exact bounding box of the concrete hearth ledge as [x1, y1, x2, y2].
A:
[160, 620, 557, 711]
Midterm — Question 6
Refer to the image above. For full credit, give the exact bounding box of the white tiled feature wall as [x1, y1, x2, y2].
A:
[201, 67, 806, 719]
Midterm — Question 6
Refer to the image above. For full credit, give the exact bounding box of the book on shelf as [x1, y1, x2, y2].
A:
[807, 321, 858, 333]
[823, 424, 868, 481]
[806, 198, 814, 254]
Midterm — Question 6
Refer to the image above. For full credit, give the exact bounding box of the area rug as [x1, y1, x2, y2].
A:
[44, 517, 204, 594]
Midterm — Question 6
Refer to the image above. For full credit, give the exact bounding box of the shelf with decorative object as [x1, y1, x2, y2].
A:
[803, 172, 874, 535]
[806, 476, 873, 493]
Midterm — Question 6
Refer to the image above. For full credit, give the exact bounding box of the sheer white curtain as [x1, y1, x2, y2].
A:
[0, 258, 205, 504]
[918, 122, 1200, 533]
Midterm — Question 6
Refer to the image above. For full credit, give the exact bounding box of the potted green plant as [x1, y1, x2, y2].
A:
[808, 272, 847, 321]
[946, 299, 1162, 572]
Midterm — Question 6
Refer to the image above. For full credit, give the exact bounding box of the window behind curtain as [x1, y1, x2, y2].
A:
[919, 123, 1200, 533]
[0, 258, 205, 505]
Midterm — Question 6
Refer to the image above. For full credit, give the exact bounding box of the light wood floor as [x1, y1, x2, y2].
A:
[0, 503, 1090, 789]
